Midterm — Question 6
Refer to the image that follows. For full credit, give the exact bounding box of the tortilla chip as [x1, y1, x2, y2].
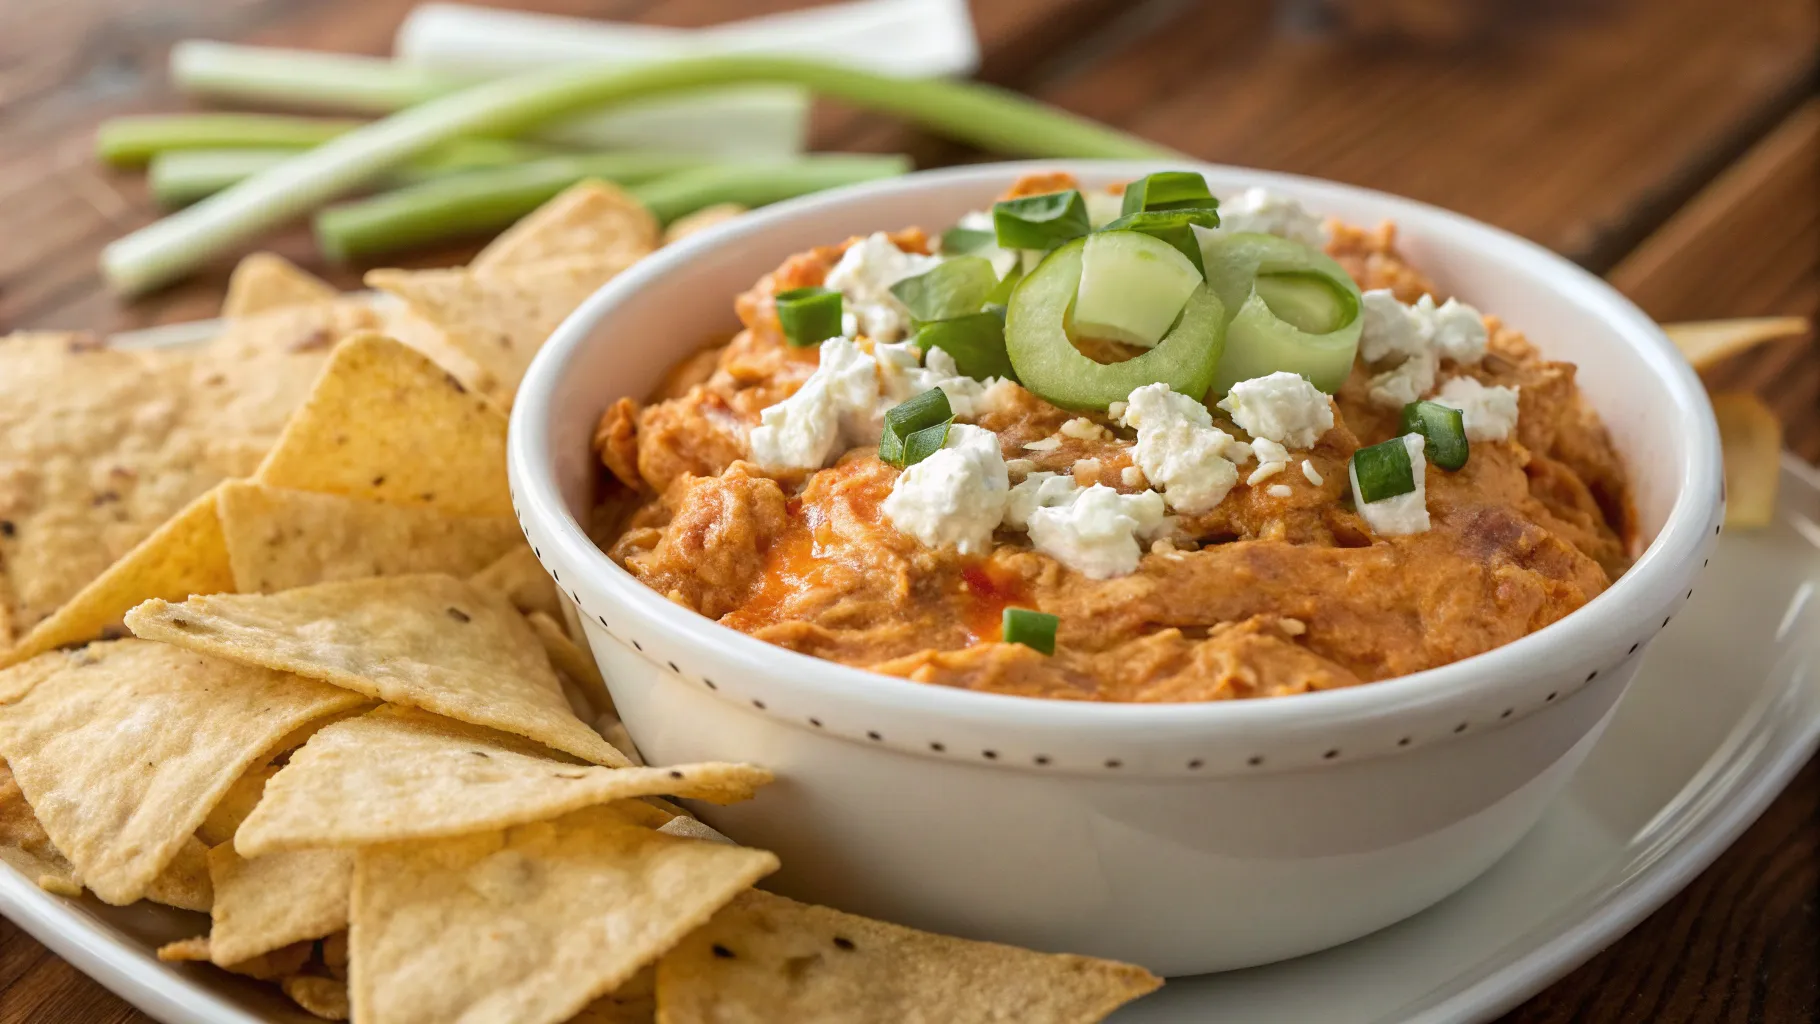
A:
[158, 935, 313, 980]
[0, 757, 81, 894]
[657, 890, 1162, 1024]
[1665, 316, 1810, 371]
[208, 842, 353, 966]
[368, 256, 635, 408]
[254, 333, 512, 518]
[568, 968, 655, 1024]
[197, 762, 280, 847]
[527, 611, 609, 709]
[376, 302, 492, 396]
[469, 547, 564, 621]
[217, 482, 521, 594]
[157, 936, 211, 962]
[223, 253, 338, 319]
[662, 203, 746, 246]
[126, 573, 625, 766]
[350, 804, 778, 1024]
[284, 974, 352, 1020]
[235, 705, 768, 856]
[471, 180, 659, 273]
[145, 834, 214, 912]
[0, 485, 236, 669]
[1712, 392, 1783, 529]
[0, 639, 365, 904]
[321, 930, 350, 977]
[654, 816, 734, 845]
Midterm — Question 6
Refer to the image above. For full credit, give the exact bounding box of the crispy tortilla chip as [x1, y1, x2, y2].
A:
[527, 610, 609, 710]
[658, 890, 1162, 1024]
[321, 930, 350, 977]
[158, 935, 313, 980]
[254, 333, 512, 518]
[1712, 392, 1783, 529]
[1665, 317, 1810, 371]
[0, 639, 365, 904]
[217, 482, 521, 594]
[471, 180, 659, 273]
[469, 547, 564, 621]
[376, 301, 493, 396]
[368, 256, 634, 408]
[126, 574, 625, 766]
[197, 762, 280, 847]
[223, 253, 338, 319]
[236, 705, 767, 856]
[157, 936, 211, 962]
[0, 757, 81, 894]
[350, 804, 777, 1024]
[654, 816, 734, 846]
[285, 974, 352, 1020]
[662, 203, 746, 246]
[568, 968, 655, 1024]
[1, 484, 234, 669]
[208, 842, 353, 966]
[145, 835, 213, 912]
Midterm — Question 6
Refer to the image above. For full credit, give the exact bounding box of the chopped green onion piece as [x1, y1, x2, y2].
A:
[628, 155, 912, 223]
[914, 313, 1015, 381]
[1119, 171, 1216, 216]
[992, 190, 1091, 250]
[96, 114, 363, 168]
[890, 256, 999, 324]
[1352, 437, 1417, 504]
[775, 287, 843, 347]
[1073, 230, 1203, 348]
[1002, 607, 1058, 654]
[1399, 401, 1470, 470]
[1253, 271, 1353, 335]
[879, 389, 955, 468]
[941, 226, 996, 256]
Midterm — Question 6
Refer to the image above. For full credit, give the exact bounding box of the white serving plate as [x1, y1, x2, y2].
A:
[7, 321, 1814, 1022]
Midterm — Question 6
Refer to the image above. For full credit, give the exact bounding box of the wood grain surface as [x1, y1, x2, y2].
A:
[1, 1, 1816, 1021]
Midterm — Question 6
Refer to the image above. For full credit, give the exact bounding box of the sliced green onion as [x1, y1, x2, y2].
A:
[1351, 437, 1417, 504]
[1200, 232, 1363, 396]
[96, 114, 362, 167]
[914, 313, 1014, 381]
[890, 256, 999, 324]
[171, 41, 455, 115]
[1072, 230, 1203, 348]
[775, 287, 843, 347]
[940, 225, 996, 256]
[107, 54, 1175, 295]
[1005, 238, 1228, 411]
[148, 138, 556, 208]
[1002, 607, 1058, 655]
[628, 155, 911, 223]
[1119, 171, 1216, 216]
[1399, 401, 1470, 471]
[880, 389, 955, 468]
[992, 191, 1091, 251]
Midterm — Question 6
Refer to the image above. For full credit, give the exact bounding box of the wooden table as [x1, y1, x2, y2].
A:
[2, 0, 1816, 1019]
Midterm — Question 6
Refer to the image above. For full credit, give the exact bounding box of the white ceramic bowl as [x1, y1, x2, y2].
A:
[508, 161, 1723, 976]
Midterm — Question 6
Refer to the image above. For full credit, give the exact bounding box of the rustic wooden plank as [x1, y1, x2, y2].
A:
[1031, 0, 1817, 270]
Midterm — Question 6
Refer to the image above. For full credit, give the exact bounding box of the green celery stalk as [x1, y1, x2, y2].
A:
[148, 138, 561, 208]
[97, 114, 362, 167]
[628, 156, 913, 223]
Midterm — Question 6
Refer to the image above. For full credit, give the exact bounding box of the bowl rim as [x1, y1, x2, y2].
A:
[508, 158, 1722, 738]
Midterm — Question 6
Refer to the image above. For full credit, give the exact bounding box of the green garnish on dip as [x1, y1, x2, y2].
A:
[992, 190, 1091, 250]
[1002, 607, 1059, 655]
[1120, 171, 1218, 215]
[1351, 436, 1418, 504]
[1101, 208, 1219, 273]
[939, 225, 996, 256]
[1072, 230, 1204, 348]
[879, 389, 955, 468]
[914, 313, 1015, 382]
[1199, 232, 1362, 396]
[774, 286, 842, 347]
[890, 256, 1000, 324]
[1400, 401, 1470, 470]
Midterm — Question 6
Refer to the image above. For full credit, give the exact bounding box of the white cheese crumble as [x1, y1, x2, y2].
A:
[1023, 436, 1062, 452]
[748, 337, 885, 471]
[1217, 371, 1335, 449]
[881, 424, 1009, 555]
[876, 342, 1000, 419]
[1434, 376, 1520, 442]
[1247, 461, 1286, 486]
[1250, 437, 1290, 466]
[825, 232, 942, 342]
[1301, 460, 1324, 486]
[1120, 465, 1145, 488]
[1003, 471, 1082, 530]
[1367, 348, 1439, 410]
[1025, 484, 1168, 579]
[1072, 457, 1103, 480]
[1349, 433, 1430, 536]
[1059, 417, 1111, 441]
[1119, 383, 1245, 514]
[1358, 290, 1491, 409]
[1209, 187, 1327, 246]
[1267, 484, 1293, 498]
[1004, 458, 1037, 476]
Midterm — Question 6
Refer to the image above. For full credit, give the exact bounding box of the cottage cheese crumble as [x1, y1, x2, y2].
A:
[1119, 383, 1247, 514]
[1434, 376, 1520, 442]
[1217, 371, 1335, 449]
[1025, 484, 1168, 580]
[881, 424, 1009, 556]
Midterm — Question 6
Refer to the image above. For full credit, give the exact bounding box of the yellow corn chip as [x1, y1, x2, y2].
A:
[471, 180, 659, 273]
[284, 974, 352, 1020]
[126, 573, 625, 766]
[350, 804, 778, 1024]
[222, 253, 339, 319]
[197, 762, 280, 847]
[568, 968, 655, 1024]
[322, 930, 350, 977]
[0, 757, 81, 895]
[217, 482, 521, 594]
[145, 834, 213, 912]
[1713, 392, 1783, 529]
[658, 890, 1162, 1024]
[368, 256, 635, 408]
[207, 842, 353, 967]
[0, 639, 365, 904]
[235, 705, 766, 855]
[1665, 316, 1809, 371]
[662, 203, 746, 246]
[254, 333, 512, 518]
[1, 485, 235, 669]
[158, 935, 313, 980]
[156, 936, 211, 962]
[469, 547, 564, 621]
[527, 610, 610, 711]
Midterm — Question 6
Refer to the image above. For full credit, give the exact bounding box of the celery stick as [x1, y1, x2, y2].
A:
[97, 114, 362, 167]
[171, 41, 456, 114]
[628, 155, 912, 223]
[533, 87, 810, 157]
[107, 56, 1179, 294]
[313, 153, 721, 262]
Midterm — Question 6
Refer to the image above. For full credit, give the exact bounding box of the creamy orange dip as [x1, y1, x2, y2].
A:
[594, 173, 1630, 702]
